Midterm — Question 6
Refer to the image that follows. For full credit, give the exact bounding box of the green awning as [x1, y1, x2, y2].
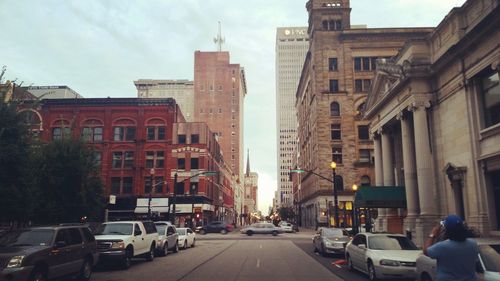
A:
[354, 186, 406, 208]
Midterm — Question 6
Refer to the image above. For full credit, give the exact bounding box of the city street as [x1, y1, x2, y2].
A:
[92, 230, 394, 281]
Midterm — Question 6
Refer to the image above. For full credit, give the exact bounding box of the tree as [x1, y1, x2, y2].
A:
[0, 101, 37, 224]
[31, 140, 104, 223]
[278, 207, 295, 222]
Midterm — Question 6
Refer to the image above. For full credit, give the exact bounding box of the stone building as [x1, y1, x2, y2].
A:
[295, 0, 433, 229]
[365, 0, 499, 245]
[25, 85, 83, 99]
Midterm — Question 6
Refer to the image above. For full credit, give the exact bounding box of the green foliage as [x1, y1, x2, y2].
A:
[278, 207, 295, 221]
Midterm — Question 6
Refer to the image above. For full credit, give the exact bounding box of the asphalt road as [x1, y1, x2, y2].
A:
[92, 236, 343, 281]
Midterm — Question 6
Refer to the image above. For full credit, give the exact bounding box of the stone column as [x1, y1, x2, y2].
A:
[399, 111, 419, 240]
[382, 129, 397, 232]
[411, 101, 439, 246]
[373, 132, 385, 231]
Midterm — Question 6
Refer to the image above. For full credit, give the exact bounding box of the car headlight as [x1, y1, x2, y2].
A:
[7, 256, 25, 268]
[111, 241, 125, 249]
[380, 259, 400, 266]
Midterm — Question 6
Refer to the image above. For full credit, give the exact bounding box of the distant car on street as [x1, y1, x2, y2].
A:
[154, 222, 179, 256]
[313, 227, 351, 256]
[345, 233, 421, 281]
[280, 222, 295, 233]
[176, 228, 196, 249]
[196, 221, 233, 234]
[240, 222, 283, 236]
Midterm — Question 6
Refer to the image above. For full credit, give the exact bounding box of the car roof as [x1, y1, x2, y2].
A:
[154, 221, 172, 225]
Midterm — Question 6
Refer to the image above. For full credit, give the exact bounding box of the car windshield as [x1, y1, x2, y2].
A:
[323, 228, 344, 238]
[95, 223, 133, 235]
[0, 229, 54, 247]
[176, 229, 186, 235]
[156, 225, 167, 234]
[479, 244, 500, 272]
[368, 235, 418, 250]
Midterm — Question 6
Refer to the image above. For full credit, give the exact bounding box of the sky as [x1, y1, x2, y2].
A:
[0, 0, 466, 215]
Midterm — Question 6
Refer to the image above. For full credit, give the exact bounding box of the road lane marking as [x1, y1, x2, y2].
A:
[259, 244, 262, 249]
[256, 259, 260, 268]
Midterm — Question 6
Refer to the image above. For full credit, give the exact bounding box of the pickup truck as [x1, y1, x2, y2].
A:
[94, 221, 158, 269]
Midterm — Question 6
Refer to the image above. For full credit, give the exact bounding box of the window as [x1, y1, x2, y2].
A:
[145, 176, 164, 193]
[330, 102, 340, 116]
[329, 79, 339, 93]
[52, 127, 71, 140]
[357, 103, 366, 115]
[146, 126, 166, 141]
[112, 151, 134, 169]
[329, 58, 338, 71]
[113, 126, 135, 141]
[190, 158, 199, 169]
[481, 70, 500, 127]
[82, 127, 103, 142]
[332, 147, 342, 164]
[355, 79, 371, 92]
[178, 134, 186, 144]
[358, 125, 369, 140]
[93, 151, 102, 167]
[359, 149, 372, 163]
[177, 158, 186, 169]
[362, 58, 370, 71]
[67, 228, 83, 245]
[354, 57, 378, 71]
[331, 124, 341, 140]
[361, 175, 371, 186]
[145, 151, 164, 168]
[189, 182, 198, 195]
[191, 134, 199, 144]
[111, 177, 133, 194]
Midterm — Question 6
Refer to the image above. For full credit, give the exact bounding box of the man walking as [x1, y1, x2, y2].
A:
[424, 214, 479, 281]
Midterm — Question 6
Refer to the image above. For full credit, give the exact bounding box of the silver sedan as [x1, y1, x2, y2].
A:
[240, 222, 283, 236]
[313, 227, 351, 256]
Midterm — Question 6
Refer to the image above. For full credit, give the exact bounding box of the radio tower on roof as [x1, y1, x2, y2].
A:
[213, 21, 225, 52]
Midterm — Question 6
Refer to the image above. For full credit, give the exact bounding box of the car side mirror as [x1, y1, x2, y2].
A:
[135, 229, 142, 236]
[55, 241, 66, 248]
[358, 244, 366, 249]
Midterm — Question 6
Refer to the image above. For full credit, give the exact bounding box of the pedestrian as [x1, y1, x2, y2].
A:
[423, 214, 479, 281]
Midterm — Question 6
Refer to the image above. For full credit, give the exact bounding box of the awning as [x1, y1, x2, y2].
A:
[134, 198, 169, 213]
[354, 186, 406, 208]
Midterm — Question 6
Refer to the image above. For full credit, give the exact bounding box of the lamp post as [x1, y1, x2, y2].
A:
[330, 162, 339, 228]
[352, 184, 358, 235]
[148, 168, 155, 220]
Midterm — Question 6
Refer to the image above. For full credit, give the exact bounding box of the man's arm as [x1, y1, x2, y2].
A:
[423, 225, 443, 256]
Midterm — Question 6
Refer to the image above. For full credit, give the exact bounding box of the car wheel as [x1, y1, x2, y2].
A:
[191, 239, 196, 247]
[145, 245, 155, 261]
[320, 244, 327, 257]
[173, 242, 179, 253]
[346, 254, 354, 271]
[368, 261, 378, 281]
[184, 240, 188, 250]
[272, 231, 278, 236]
[77, 258, 92, 281]
[246, 230, 253, 236]
[29, 268, 46, 281]
[220, 229, 227, 234]
[421, 272, 433, 281]
[160, 244, 168, 257]
[122, 249, 133, 269]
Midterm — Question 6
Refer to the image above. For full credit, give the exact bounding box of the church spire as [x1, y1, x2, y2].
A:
[246, 149, 250, 177]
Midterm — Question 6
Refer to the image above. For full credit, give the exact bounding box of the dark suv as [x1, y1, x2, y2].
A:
[0, 224, 99, 281]
[196, 221, 234, 234]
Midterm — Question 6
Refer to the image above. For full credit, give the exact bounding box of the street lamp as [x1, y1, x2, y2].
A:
[330, 162, 339, 228]
[352, 184, 358, 234]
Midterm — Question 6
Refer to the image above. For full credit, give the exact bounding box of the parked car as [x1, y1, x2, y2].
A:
[313, 227, 351, 256]
[280, 222, 295, 233]
[345, 233, 421, 281]
[0, 224, 99, 281]
[154, 222, 179, 256]
[196, 221, 233, 234]
[176, 228, 196, 249]
[416, 238, 500, 281]
[240, 222, 283, 236]
[94, 221, 158, 269]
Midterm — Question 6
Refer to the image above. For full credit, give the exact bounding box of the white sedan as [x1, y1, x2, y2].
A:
[176, 227, 196, 249]
[345, 233, 422, 280]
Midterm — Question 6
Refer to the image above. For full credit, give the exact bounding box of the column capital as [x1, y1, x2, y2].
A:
[408, 100, 431, 112]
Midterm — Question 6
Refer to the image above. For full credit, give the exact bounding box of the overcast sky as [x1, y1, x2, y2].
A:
[1, 0, 466, 215]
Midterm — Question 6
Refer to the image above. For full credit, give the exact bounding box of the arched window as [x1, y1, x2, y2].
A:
[361, 175, 371, 186]
[357, 102, 366, 115]
[330, 102, 340, 116]
[322, 20, 328, 30]
[329, 20, 335, 31]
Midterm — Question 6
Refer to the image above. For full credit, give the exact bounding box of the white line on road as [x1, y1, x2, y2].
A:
[259, 244, 262, 249]
[256, 258, 260, 268]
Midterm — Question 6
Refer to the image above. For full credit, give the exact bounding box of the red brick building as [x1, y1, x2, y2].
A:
[19, 98, 234, 224]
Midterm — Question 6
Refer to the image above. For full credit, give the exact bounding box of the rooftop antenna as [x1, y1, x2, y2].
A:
[213, 21, 225, 52]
